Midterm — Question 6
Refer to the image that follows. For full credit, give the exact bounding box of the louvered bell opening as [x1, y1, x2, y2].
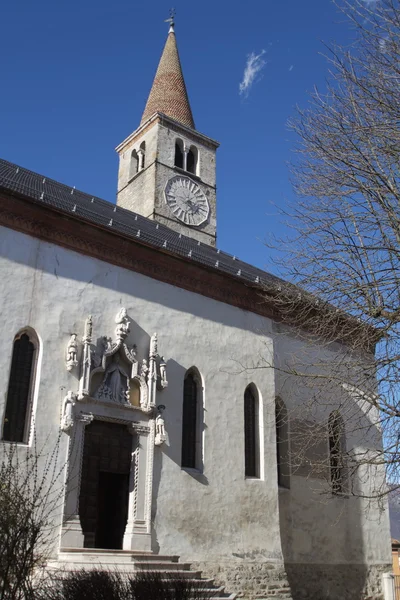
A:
[3, 334, 35, 443]
[181, 374, 197, 468]
[244, 387, 258, 478]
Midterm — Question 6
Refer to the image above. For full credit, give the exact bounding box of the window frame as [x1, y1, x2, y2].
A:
[181, 368, 204, 472]
[2, 328, 39, 445]
[328, 410, 346, 495]
[244, 384, 261, 479]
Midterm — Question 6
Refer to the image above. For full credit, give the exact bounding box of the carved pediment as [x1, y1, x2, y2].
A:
[73, 310, 167, 421]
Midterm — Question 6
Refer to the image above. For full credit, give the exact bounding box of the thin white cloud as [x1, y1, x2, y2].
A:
[239, 50, 267, 97]
[289, 64, 294, 72]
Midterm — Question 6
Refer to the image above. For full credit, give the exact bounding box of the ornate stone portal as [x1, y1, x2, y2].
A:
[60, 309, 168, 552]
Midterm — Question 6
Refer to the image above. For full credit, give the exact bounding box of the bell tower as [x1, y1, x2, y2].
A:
[116, 16, 219, 246]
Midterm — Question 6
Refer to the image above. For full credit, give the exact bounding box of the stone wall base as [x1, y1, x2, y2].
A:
[285, 563, 391, 600]
[191, 561, 391, 600]
[191, 561, 292, 599]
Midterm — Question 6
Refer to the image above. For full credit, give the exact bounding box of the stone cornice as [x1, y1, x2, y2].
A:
[116, 113, 219, 154]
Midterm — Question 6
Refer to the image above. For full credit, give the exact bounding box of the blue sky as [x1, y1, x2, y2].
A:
[0, 0, 355, 274]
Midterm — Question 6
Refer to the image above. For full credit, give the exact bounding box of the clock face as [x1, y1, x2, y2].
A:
[164, 175, 209, 227]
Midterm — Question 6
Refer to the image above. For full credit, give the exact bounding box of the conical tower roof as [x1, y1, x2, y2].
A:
[140, 26, 195, 129]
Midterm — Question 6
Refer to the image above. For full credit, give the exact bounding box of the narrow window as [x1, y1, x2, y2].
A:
[181, 373, 197, 468]
[175, 140, 184, 169]
[181, 369, 203, 470]
[244, 385, 259, 478]
[139, 141, 146, 170]
[187, 146, 198, 175]
[2, 330, 38, 443]
[329, 411, 345, 494]
[130, 150, 139, 178]
[276, 397, 290, 488]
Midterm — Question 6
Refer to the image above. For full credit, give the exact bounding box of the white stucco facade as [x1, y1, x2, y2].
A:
[0, 223, 392, 599]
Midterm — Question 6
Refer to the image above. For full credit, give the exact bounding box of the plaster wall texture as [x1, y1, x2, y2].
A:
[116, 121, 217, 244]
[0, 225, 278, 562]
[0, 225, 392, 598]
[271, 328, 391, 579]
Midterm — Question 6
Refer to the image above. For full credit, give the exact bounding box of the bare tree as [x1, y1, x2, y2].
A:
[265, 0, 400, 500]
[0, 434, 65, 600]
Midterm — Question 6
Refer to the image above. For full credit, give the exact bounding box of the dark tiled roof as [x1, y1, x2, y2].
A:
[0, 158, 283, 289]
[141, 29, 195, 129]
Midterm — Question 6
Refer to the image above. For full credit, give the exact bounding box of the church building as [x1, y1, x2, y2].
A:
[0, 18, 392, 600]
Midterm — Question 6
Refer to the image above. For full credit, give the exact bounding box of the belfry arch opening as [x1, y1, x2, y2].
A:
[175, 139, 184, 169]
[187, 146, 198, 175]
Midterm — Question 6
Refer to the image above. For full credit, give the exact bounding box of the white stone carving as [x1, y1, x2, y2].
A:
[115, 307, 130, 341]
[95, 354, 130, 404]
[144, 418, 156, 533]
[148, 333, 158, 410]
[159, 356, 168, 389]
[155, 406, 167, 446]
[131, 446, 140, 520]
[83, 315, 93, 343]
[61, 390, 77, 432]
[150, 332, 158, 358]
[79, 315, 93, 399]
[66, 334, 79, 372]
[140, 359, 149, 380]
[75, 313, 167, 417]
[129, 422, 151, 436]
[76, 412, 94, 426]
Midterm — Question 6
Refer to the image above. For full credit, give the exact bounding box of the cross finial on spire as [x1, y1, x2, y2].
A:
[165, 8, 176, 33]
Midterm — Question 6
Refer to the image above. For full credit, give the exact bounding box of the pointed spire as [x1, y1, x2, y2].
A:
[140, 16, 195, 129]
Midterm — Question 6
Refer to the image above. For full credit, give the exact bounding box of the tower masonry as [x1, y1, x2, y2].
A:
[116, 21, 219, 246]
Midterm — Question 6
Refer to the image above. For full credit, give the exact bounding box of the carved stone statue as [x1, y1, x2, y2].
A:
[115, 308, 130, 341]
[140, 359, 149, 379]
[159, 356, 168, 388]
[66, 334, 78, 371]
[61, 390, 77, 432]
[83, 315, 93, 343]
[150, 333, 158, 358]
[155, 407, 167, 446]
[95, 354, 130, 404]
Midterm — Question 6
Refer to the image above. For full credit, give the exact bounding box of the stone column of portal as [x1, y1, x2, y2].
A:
[60, 412, 93, 549]
[183, 147, 188, 172]
[123, 424, 152, 552]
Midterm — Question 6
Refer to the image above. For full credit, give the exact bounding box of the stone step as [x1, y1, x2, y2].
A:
[52, 549, 238, 599]
[134, 561, 191, 571]
[58, 549, 180, 563]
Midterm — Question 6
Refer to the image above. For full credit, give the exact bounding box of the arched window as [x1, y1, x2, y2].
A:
[181, 369, 203, 470]
[328, 411, 345, 494]
[139, 141, 146, 170]
[130, 149, 139, 178]
[2, 330, 38, 443]
[244, 385, 260, 478]
[276, 397, 290, 488]
[175, 139, 184, 169]
[187, 146, 198, 175]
